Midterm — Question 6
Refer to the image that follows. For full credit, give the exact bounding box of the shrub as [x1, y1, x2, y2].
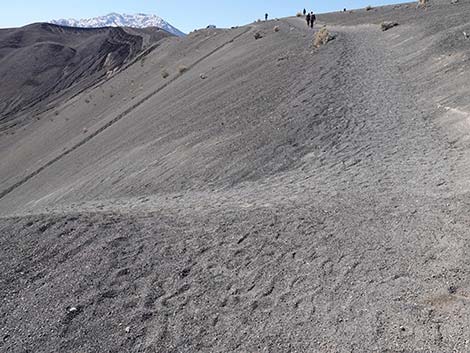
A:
[381, 21, 399, 31]
[296, 12, 303, 17]
[366, 5, 373, 10]
[161, 69, 169, 78]
[273, 26, 280, 32]
[418, 0, 427, 7]
[314, 28, 334, 47]
[254, 32, 263, 40]
[177, 65, 188, 74]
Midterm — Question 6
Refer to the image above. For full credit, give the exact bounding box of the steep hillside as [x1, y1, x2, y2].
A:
[0, 23, 170, 125]
[2, 1, 470, 352]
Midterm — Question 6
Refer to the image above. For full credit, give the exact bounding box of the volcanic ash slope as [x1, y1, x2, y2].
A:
[2, 2, 470, 352]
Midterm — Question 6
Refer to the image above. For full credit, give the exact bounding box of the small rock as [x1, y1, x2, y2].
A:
[68, 307, 78, 313]
[254, 32, 263, 40]
[200, 73, 207, 79]
[400, 326, 406, 332]
[448, 285, 458, 294]
[125, 326, 131, 333]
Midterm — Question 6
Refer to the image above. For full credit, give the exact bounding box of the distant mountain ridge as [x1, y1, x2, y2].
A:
[50, 13, 185, 37]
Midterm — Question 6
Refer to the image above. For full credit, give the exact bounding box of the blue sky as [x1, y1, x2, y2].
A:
[1, 0, 411, 32]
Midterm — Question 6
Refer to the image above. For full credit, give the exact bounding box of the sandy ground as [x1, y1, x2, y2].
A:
[2, 1, 470, 351]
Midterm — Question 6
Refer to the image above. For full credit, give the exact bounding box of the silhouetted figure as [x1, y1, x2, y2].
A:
[265, 13, 268, 21]
[303, 9, 307, 16]
[344, 8, 347, 12]
[306, 13, 311, 27]
[310, 12, 316, 28]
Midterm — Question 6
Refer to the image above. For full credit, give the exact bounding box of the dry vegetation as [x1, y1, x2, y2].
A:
[161, 69, 169, 78]
[381, 21, 399, 31]
[366, 5, 373, 11]
[418, 0, 428, 7]
[314, 28, 334, 48]
[177, 65, 188, 74]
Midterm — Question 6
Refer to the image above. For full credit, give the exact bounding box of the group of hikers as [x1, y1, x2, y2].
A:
[263, 9, 316, 28]
[303, 8, 316, 28]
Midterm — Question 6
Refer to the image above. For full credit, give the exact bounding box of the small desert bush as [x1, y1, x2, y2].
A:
[296, 12, 303, 17]
[161, 69, 169, 78]
[314, 28, 334, 47]
[366, 5, 373, 11]
[418, 0, 427, 7]
[381, 21, 399, 31]
[177, 65, 188, 74]
[273, 26, 280, 32]
[254, 32, 263, 40]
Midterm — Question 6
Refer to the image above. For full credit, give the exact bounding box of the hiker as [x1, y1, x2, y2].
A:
[303, 8, 307, 16]
[306, 12, 311, 27]
[310, 12, 316, 28]
[265, 13, 268, 21]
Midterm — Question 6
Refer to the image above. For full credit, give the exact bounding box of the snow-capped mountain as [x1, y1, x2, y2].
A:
[50, 13, 185, 37]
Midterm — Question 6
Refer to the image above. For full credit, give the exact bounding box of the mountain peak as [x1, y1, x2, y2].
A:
[50, 13, 185, 37]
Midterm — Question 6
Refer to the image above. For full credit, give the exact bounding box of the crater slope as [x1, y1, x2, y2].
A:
[2, 1, 470, 352]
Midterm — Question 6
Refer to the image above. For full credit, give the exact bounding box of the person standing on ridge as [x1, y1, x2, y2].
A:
[306, 12, 311, 27]
[310, 12, 316, 28]
[303, 8, 307, 16]
[265, 13, 268, 21]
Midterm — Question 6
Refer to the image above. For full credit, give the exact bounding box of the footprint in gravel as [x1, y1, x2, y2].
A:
[108, 236, 128, 248]
[144, 286, 166, 308]
[116, 268, 130, 277]
[100, 289, 119, 300]
[161, 284, 191, 307]
[294, 295, 316, 321]
[250, 297, 275, 312]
